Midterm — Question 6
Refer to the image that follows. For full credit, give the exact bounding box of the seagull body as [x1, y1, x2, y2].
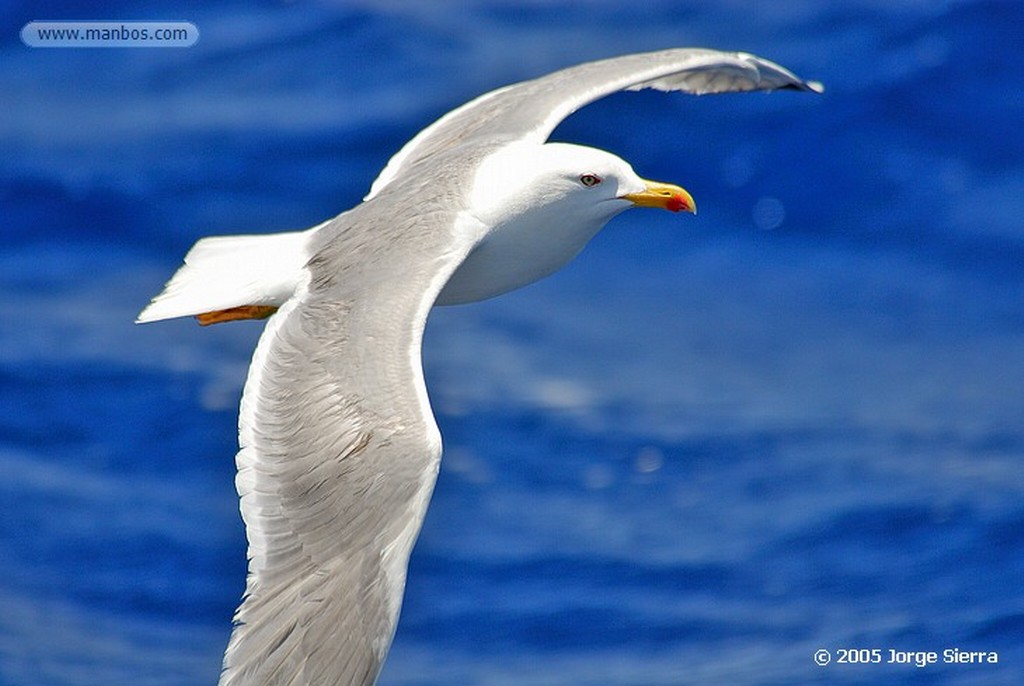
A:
[138, 48, 820, 685]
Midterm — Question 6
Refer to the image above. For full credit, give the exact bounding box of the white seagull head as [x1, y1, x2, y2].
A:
[436, 141, 695, 305]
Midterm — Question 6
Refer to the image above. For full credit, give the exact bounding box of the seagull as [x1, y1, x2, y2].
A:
[138, 48, 820, 686]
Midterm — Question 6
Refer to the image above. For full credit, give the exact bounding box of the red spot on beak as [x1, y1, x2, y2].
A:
[666, 193, 690, 213]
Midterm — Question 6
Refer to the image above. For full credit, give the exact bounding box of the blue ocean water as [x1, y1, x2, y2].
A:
[2, 1, 1022, 684]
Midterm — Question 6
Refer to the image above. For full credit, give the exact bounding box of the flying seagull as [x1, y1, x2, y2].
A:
[138, 48, 821, 686]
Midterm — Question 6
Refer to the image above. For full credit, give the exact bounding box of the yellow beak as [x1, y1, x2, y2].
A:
[621, 180, 696, 214]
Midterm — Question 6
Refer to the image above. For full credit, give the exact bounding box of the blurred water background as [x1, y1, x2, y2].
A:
[1, 1, 1022, 684]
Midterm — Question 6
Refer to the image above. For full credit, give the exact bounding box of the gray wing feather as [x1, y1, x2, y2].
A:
[366, 48, 820, 200]
[219, 173, 483, 686]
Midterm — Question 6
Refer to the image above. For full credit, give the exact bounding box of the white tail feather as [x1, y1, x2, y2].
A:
[137, 230, 312, 324]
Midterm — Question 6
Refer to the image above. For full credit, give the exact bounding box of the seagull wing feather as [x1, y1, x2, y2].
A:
[366, 48, 820, 200]
[219, 176, 483, 685]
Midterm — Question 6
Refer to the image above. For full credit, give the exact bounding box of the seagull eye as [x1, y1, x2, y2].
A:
[579, 173, 602, 188]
